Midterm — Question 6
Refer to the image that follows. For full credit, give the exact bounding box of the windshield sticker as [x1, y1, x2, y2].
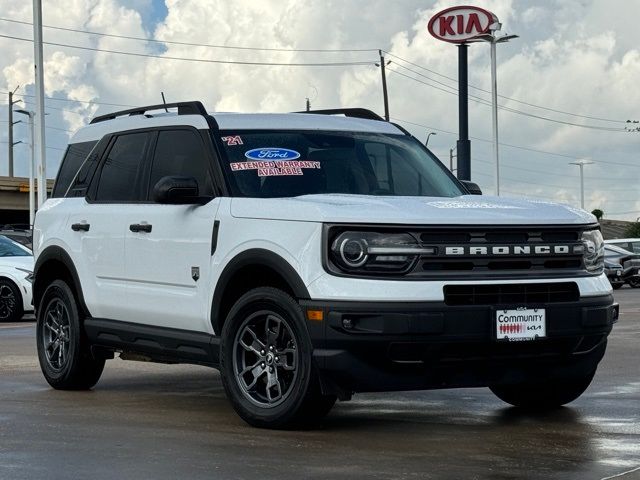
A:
[221, 135, 243, 146]
[230, 160, 321, 177]
[244, 148, 301, 160]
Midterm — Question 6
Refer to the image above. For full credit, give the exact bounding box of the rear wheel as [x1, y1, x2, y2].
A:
[220, 287, 336, 429]
[0, 279, 23, 322]
[36, 279, 105, 390]
[490, 372, 595, 409]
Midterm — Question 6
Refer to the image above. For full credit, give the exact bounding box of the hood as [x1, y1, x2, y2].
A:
[230, 194, 596, 225]
[0, 255, 34, 271]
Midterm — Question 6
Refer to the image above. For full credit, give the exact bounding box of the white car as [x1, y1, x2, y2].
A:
[33, 102, 616, 428]
[0, 235, 34, 321]
[605, 238, 640, 255]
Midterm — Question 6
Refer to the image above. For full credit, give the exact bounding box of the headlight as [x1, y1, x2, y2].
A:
[330, 231, 433, 274]
[581, 229, 604, 273]
[15, 267, 34, 283]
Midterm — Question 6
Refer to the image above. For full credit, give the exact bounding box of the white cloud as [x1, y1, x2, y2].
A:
[0, 0, 638, 219]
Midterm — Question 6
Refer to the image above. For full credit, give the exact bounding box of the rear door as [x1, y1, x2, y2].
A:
[67, 131, 152, 320]
[121, 128, 221, 332]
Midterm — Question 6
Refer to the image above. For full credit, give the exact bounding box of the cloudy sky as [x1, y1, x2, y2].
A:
[0, 0, 638, 219]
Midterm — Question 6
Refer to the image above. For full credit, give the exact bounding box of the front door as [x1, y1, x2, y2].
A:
[121, 128, 220, 332]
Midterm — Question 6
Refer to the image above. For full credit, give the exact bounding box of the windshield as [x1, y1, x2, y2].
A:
[217, 130, 464, 198]
[0, 236, 31, 257]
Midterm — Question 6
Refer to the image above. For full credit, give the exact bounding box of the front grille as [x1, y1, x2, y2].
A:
[443, 282, 580, 306]
[415, 226, 586, 279]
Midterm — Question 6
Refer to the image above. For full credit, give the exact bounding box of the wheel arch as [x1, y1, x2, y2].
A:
[211, 249, 310, 334]
[34, 246, 89, 317]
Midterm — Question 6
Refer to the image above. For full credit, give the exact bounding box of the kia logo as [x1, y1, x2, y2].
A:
[428, 6, 497, 43]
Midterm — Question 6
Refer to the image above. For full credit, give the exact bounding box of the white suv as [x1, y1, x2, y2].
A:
[33, 102, 617, 428]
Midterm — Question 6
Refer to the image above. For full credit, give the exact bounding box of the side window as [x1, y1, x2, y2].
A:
[95, 133, 150, 202]
[52, 141, 98, 198]
[148, 129, 214, 199]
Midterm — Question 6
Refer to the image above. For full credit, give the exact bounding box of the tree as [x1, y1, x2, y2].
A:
[624, 223, 640, 238]
[591, 209, 603, 220]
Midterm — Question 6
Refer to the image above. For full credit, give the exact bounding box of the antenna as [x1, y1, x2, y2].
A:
[161, 92, 169, 112]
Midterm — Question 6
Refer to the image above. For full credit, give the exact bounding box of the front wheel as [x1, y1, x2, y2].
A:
[220, 287, 336, 429]
[627, 277, 640, 288]
[36, 279, 105, 390]
[490, 372, 595, 409]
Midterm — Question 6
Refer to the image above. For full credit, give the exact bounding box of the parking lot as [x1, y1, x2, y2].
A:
[0, 289, 637, 480]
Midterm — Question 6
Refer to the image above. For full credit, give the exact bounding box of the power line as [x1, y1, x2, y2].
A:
[384, 51, 636, 125]
[388, 66, 628, 132]
[0, 33, 377, 67]
[393, 116, 640, 169]
[0, 17, 378, 53]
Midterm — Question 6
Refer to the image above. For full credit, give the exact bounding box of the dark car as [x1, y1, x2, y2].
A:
[604, 244, 640, 288]
[604, 259, 624, 289]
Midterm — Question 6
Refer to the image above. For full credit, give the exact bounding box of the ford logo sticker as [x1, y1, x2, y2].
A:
[244, 148, 301, 160]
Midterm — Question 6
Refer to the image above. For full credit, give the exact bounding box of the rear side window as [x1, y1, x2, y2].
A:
[147, 129, 214, 199]
[95, 133, 151, 202]
[52, 141, 98, 198]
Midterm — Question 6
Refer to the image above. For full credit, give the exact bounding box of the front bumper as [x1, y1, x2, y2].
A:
[301, 295, 617, 395]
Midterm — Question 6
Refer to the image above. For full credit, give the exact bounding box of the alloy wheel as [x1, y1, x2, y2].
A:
[41, 299, 72, 371]
[0, 284, 17, 320]
[232, 310, 299, 408]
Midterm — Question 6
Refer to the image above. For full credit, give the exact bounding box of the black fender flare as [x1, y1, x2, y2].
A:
[210, 248, 310, 332]
[34, 246, 90, 316]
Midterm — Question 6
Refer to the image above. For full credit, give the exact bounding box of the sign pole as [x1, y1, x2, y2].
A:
[490, 38, 499, 195]
[33, 0, 47, 209]
[456, 44, 471, 181]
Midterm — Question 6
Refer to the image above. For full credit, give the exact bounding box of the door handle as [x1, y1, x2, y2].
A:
[129, 223, 152, 233]
[71, 223, 90, 232]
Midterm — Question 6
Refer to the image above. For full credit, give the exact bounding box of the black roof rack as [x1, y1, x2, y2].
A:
[293, 108, 384, 121]
[90, 101, 207, 125]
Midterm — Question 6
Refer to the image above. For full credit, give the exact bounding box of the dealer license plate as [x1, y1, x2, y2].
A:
[496, 308, 546, 341]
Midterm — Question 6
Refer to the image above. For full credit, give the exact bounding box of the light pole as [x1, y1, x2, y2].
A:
[15, 109, 35, 226]
[425, 132, 437, 147]
[569, 160, 594, 209]
[33, 0, 47, 208]
[479, 26, 518, 196]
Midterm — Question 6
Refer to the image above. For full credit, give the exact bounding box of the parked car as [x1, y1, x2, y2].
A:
[604, 259, 624, 289]
[0, 225, 33, 250]
[0, 235, 34, 321]
[604, 244, 640, 288]
[33, 102, 616, 428]
[605, 238, 640, 255]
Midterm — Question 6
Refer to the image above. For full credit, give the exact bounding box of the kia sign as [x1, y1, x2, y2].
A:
[428, 6, 497, 43]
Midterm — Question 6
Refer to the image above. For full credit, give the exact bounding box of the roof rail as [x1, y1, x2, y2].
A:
[294, 108, 384, 121]
[90, 101, 208, 125]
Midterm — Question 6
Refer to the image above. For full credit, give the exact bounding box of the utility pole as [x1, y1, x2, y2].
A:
[449, 147, 457, 173]
[33, 0, 47, 208]
[378, 50, 390, 121]
[15, 109, 35, 226]
[569, 160, 594, 209]
[7, 86, 21, 177]
[306, 97, 311, 112]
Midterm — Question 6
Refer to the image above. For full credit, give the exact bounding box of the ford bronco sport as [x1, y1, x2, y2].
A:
[33, 102, 617, 428]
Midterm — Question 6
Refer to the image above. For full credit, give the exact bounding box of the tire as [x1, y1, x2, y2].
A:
[36, 279, 105, 390]
[490, 372, 595, 409]
[0, 278, 24, 322]
[612, 283, 623, 290]
[220, 287, 336, 429]
[627, 277, 640, 288]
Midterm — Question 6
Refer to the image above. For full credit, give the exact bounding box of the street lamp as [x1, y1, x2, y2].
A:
[425, 132, 437, 147]
[569, 160, 594, 210]
[478, 25, 518, 196]
[14, 109, 35, 226]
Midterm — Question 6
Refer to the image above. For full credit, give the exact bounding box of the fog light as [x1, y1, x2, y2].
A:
[342, 318, 354, 330]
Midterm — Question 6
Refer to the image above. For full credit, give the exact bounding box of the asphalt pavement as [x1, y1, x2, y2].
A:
[0, 289, 638, 480]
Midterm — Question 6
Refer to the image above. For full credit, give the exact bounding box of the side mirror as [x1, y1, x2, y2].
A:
[153, 176, 201, 204]
[460, 180, 482, 195]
